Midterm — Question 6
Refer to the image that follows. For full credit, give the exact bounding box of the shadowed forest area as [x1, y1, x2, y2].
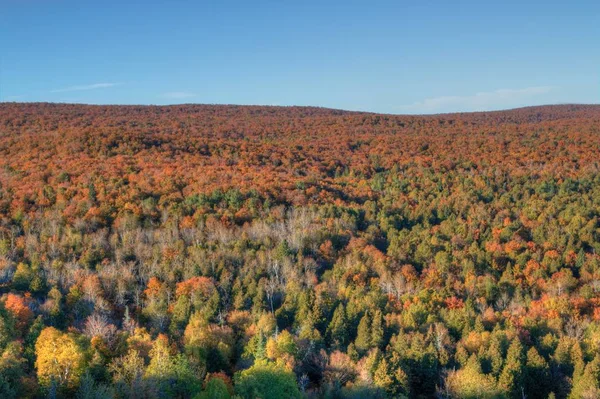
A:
[1, 103, 600, 398]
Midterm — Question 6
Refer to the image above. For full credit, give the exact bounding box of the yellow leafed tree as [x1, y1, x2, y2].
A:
[35, 327, 86, 390]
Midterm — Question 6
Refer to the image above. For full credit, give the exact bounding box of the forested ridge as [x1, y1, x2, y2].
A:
[1, 102, 600, 398]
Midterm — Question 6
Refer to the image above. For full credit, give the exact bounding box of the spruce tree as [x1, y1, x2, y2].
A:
[487, 334, 505, 378]
[347, 342, 359, 362]
[327, 303, 348, 349]
[373, 357, 394, 395]
[355, 312, 372, 354]
[371, 309, 384, 349]
[524, 346, 550, 399]
[498, 338, 524, 398]
[569, 354, 600, 399]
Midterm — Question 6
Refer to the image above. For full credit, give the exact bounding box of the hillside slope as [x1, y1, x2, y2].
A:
[0, 103, 600, 398]
[1, 103, 599, 211]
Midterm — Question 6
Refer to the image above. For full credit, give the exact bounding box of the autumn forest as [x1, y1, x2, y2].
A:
[1, 102, 600, 398]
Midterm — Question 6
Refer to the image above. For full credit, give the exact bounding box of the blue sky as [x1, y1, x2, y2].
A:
[1, 0, 598, 114]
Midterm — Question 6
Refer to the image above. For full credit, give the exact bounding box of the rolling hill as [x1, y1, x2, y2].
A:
[0, 102, 600, 398]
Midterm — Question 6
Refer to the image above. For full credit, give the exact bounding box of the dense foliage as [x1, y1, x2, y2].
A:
[1, 103, 600, 398]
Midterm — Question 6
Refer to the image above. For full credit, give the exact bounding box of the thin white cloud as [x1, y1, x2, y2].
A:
[398, 86, 555, 114]
[162, 91, 197, 99]
[51, 83, 120, 93]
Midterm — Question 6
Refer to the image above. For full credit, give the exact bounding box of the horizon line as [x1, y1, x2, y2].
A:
[0, 101, 598, 117]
